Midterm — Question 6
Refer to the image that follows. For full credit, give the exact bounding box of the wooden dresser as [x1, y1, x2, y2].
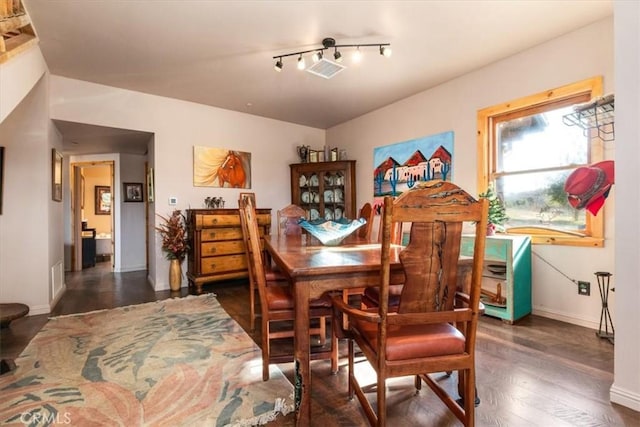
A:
[186, 208, 271, 293]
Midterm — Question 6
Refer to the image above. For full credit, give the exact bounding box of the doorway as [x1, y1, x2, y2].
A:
[72, 161, 115, 272]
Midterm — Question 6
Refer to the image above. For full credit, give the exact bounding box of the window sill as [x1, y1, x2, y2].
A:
[504, 227, 604, 248]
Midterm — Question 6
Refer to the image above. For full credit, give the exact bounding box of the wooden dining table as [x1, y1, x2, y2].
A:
[263, 233, 406, 426]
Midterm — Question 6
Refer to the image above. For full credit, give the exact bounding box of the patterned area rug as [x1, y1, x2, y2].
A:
[0, 294, 293, 426]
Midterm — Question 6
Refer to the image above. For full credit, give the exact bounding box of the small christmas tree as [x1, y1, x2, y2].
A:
[479, 186, 508, 232]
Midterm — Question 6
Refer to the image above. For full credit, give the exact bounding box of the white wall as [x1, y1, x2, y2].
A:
[0, 60, 63, 314]
[612, 0, 640, 412]
[50, 77, 325, 290]
[327, 18, 615, 330]
[0, 46, 47, 124]
[119, 153, 147, 272]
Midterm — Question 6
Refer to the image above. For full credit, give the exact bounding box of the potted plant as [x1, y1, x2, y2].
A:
[156, 209, 189, 291]
[479, 185, 508, 235]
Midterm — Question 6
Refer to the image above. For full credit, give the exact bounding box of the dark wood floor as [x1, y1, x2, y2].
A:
[1, 262, 638, 426]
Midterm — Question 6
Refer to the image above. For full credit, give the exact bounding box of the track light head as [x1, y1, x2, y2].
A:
[274, 58, 283, 71]
[380, 45, 392, 58]
[334, 48, 342, 63]
[297, 54, 306, 70]
[352, 46, 362, 63]
[311, 50, 323, 63]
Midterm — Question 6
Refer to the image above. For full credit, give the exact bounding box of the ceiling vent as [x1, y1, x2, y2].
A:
[305, 58, 346, 79]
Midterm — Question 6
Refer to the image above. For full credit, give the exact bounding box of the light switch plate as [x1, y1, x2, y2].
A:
[169, 197, 177, 206]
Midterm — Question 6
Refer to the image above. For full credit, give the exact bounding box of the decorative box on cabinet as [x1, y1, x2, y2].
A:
[290, 160, 356, 221]
[186, 208, 271, 293]
[461, 235, 532, 323]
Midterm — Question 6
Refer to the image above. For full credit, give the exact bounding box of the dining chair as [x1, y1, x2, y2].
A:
[238, 193, 287, 332]
[277, 203, 306, 236]
[239, 195, 338, 380]
[341, 201, 376, 328]
[359, 204, 404, 311]
[356, 202, 375, 240]
[332, 181, 488, 426]
[275, 202, 329, 344]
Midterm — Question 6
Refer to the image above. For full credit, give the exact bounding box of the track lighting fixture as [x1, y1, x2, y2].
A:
[352, 46, 362, 63]
[274, 57, 283, 71]
[333, 47, 342, 63]
[380, 45, 392, 58]
[297, 54, 306, 70]
[272, 37, 391, 74]
[311, 50, 323, 63]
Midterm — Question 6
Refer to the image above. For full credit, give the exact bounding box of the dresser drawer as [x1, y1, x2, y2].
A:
[201, 227, 243, 241]
[199, 214, 241, 228]
[201, 254, 247, 274]
[201, 240, 245, 256]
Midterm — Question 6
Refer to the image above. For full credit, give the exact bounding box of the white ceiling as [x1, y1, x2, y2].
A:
[23, 0, 613, 154]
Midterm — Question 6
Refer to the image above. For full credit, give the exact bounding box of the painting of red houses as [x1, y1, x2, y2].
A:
[373, 131, 454, 213]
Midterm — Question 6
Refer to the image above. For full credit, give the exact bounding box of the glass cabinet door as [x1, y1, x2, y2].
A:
[290, 161, 356, 221]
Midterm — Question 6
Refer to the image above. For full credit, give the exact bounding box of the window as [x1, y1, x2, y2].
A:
[477, 77, 606, 246]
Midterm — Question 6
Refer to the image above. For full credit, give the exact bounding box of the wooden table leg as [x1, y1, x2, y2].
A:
[293, 282, 311, 426]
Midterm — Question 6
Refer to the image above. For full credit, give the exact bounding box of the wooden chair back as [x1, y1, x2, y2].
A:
[238, 193, 266, 332]
[380, 180, 487, 317]
[356, 202, 375, 240]
[238, 192, 256, 208]
[277, 204, 306, 236]
[333, 180, 488, 426]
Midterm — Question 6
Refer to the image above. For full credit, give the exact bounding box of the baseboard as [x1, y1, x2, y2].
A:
[116, 265, 147, 273]
[29, 304, 51, 316]
[532, 306, 599, 330]
[610, 384, 640, 412]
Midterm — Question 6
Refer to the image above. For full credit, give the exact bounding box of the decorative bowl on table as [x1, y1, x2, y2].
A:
[298, 217, 367, 246]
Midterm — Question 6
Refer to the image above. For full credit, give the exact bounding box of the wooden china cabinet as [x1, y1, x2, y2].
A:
[290, 160, 356, 221]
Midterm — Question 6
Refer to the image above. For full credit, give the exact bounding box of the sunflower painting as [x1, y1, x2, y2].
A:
[193, 146, 251, 188]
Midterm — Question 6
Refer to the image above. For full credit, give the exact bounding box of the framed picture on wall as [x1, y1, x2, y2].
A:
[95, 186, 111, 214]
[52, 149, 63, 202]
[123, 182, 143, 202]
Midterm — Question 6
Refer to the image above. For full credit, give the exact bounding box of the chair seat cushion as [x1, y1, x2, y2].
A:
[265, 270, 286, 282]
[353, 319, 465, 361]
[266, 286, 332, 310]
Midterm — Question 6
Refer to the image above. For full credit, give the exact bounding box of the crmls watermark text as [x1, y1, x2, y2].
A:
[20, 412, 72, 425]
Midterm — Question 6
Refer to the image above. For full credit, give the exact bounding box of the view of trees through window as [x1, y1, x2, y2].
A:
[494, 104, 589, 232]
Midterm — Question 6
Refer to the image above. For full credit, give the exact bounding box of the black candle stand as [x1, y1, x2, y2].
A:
[595, 272, 614, 344]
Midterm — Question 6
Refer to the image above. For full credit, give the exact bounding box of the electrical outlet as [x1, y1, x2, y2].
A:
[578, 281, 590, 296]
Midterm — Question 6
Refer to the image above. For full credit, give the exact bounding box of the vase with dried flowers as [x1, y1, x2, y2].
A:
[156, 210, 189, 291]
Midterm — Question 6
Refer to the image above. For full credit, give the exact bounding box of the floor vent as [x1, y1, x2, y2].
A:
[51, 261, 64, 299]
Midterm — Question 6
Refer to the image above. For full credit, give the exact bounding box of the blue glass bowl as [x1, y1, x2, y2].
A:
[298, 217, 367, 246]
